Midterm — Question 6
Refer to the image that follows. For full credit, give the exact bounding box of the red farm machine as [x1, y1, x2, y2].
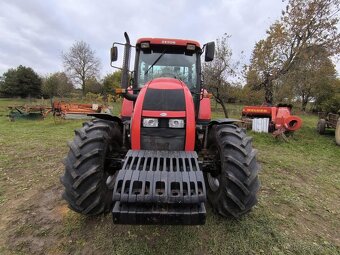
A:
[60, 33, 260, 225]
[241, 104, 302, 137]
[51, 101, 109, 120]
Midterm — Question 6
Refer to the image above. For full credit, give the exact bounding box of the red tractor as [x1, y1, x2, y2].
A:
[61, 33, 260, 225]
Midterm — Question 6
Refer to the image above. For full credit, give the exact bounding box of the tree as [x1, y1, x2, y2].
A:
[248, 0, 340, 104]
[281, 45, 337, 111]
[85, 77, 102, 94]
[203, 34, 238, 117]
[0, 65, 42, 97]
[42, 72, 74, 98]
[241, 83, 266, 105]
[320, 78, 340, 113]
[62, 41, 100, 96]
[0, 76, 4, 97]
[102, 71, 121, 95]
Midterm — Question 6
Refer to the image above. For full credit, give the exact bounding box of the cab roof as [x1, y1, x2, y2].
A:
[136, 37, 201, 48]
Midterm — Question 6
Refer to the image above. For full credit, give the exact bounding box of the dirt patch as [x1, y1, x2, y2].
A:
[4, 185, 66, 254]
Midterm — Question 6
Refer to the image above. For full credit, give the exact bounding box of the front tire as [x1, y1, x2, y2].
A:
[205, 124, 260, 218]
[61, 118, 122, 215]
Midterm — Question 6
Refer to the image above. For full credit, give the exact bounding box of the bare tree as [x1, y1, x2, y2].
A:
[62, 41, 100, 96]
[203, 34, 238, 118]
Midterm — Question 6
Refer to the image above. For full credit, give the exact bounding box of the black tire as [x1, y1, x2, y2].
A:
[61, 118, 123, 215]
[205, 124, 260, 218]
[317, 119, 326, 134]
[335, 118, 340, 146]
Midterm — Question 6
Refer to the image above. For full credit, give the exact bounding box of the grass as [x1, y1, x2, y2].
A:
[0, 98, 339, 254]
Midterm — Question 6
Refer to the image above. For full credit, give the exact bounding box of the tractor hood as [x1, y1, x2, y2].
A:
[147, 77, 185, 90]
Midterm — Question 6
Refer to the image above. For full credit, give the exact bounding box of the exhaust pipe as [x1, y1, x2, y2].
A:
[121, 32, 131, 89]
[121, 32, 137, 101]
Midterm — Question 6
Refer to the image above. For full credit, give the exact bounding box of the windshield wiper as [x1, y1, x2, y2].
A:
[144, 50, 166, 75]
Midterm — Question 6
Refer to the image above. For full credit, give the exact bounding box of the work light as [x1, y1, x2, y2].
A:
[186, 44, 196, 51]
[141, 42, 150, 49]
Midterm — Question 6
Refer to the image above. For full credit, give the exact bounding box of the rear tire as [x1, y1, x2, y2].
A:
[61, 118, 122, 215]
[205, 124, 260, 218]
[335, 118, 340, 146]
[317, 119, 326, 134]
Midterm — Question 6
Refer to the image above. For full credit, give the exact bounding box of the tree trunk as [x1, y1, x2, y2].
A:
[220, 102, 229, 118]
[264, 79, 273, 105]
[82, 78, 86, 97]
[301, 96, 308, 112]
[215, 96, 229, 118]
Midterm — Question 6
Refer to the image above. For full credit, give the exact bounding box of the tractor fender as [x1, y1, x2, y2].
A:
[87, 113, 123, 126]
[208, 118, 241, 126]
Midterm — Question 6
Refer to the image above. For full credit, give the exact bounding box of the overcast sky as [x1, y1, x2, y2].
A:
[0, 0, 338, 79]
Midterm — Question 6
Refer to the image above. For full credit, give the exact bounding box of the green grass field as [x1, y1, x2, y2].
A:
[0, 98, 339, 255]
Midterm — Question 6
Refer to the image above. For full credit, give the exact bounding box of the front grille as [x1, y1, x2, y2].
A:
[141, 128, 185, 151]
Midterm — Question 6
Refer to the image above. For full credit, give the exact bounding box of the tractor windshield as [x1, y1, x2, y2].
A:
[137, 48, 198, 89]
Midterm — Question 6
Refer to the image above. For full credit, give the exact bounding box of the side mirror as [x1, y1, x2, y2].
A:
[110, 46, 118, 62]
[205, 42, 215, 62]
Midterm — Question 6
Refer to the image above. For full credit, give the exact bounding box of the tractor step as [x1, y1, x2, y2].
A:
[111, 150, 207, 225]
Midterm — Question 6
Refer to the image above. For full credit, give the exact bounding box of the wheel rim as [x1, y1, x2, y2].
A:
[207, 144, 222, 193]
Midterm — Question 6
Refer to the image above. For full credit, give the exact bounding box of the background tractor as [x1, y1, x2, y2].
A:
[61, 33, 260, 225]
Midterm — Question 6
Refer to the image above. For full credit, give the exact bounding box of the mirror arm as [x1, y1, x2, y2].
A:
[201, 44, 206, 55]
[110, 41, 136, 67]
[110, 64, 123, 69]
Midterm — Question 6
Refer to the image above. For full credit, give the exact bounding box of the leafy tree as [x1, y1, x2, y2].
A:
[241, 84, 266, 105]
[0, 65, 42, 97]
[102, 71, 121, 95]
[203, 34, 239, 117]
[248, 0, 340, 104]
[319, 78, 340, 113]
[85, 77, 103, 94]
[280, 45, 337, 111]
[62, 41, 101, 96]
[42, 72, 74, 98]
[0, 76, 4, 97]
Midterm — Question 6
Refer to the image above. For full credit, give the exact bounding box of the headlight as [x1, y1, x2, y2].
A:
[169, 119, 185, 128]
[143, 118, 159, 127]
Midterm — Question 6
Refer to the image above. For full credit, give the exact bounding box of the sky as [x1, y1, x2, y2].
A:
[0, 0, 338, 80]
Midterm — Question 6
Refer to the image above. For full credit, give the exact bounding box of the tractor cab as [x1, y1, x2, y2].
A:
[134, 38, 202, 90]
[111, 33, 214, 116]
[110, 33, 215, 152]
